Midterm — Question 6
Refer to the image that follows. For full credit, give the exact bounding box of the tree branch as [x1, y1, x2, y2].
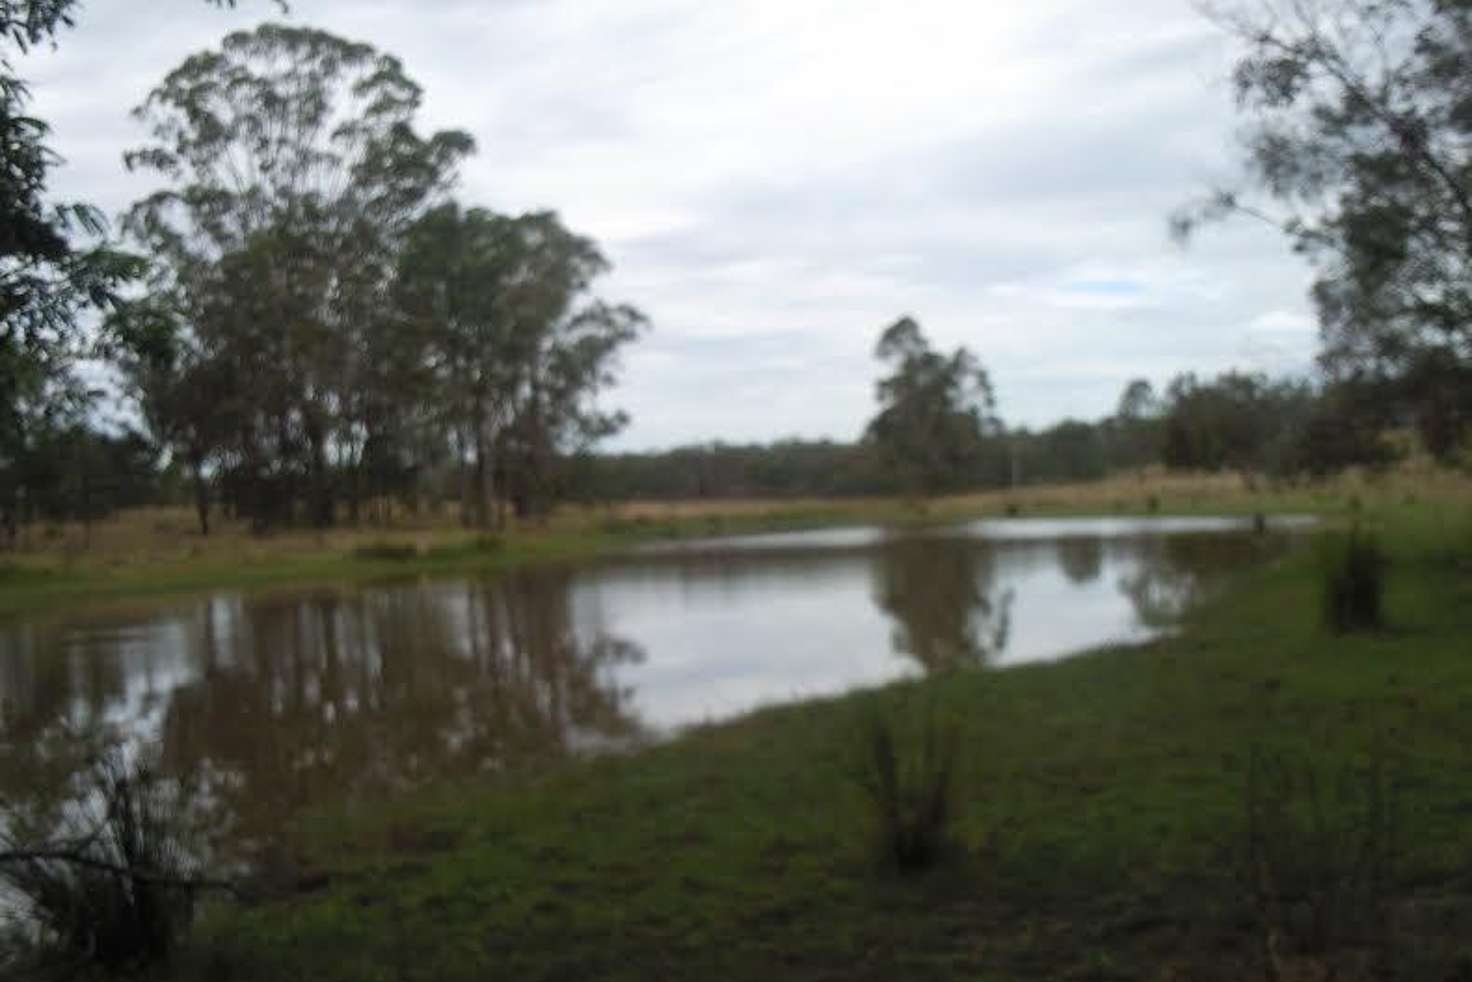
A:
[0, 848, 244, 897]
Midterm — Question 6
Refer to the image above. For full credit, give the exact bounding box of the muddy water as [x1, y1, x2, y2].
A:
[0, 515, 1309, 855]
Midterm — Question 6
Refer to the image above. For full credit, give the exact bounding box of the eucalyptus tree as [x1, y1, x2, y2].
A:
[398, 206, 647, 526]
[123, 24, 473, 527]
[105, 290, 238, 534]
[1184, 0, 1472, 458]
[1112, 377, 1162, 475]
[865, 317, 1000, 497]
[494, 217, 648, 520]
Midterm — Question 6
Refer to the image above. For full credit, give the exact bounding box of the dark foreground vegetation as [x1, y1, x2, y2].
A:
[2, 499, 1463, 981]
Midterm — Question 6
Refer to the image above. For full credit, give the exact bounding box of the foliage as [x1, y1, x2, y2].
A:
[1160, 371, 1313, 474]
[0, 751, 206, 976]
[1321, 527, 1387, 633]
[864, 317, 1000, 496]
[396, 205, 645, 525]
[1185, 0, 1472, 461]
[851, 697, 960, 872]
[1, 1, 266, 548]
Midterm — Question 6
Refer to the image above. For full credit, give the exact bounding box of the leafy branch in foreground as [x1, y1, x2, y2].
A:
[0, 751, 231, 975]
[1182, 0, 1472, 460]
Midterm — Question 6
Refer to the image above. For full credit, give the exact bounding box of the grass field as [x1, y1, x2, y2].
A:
[2, 465, 1467, 620]
[116, 495, 1472, 982]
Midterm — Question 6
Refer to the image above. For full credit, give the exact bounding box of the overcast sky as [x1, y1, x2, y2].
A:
[21, 0, 1318, 451]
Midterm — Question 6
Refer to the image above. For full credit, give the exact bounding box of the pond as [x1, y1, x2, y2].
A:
[0, 515, 1310, 858]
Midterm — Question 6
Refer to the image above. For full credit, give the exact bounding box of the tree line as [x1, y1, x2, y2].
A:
[588, 336, 1401, 504]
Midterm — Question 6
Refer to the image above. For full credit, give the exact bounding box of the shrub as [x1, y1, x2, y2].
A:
[0, 753, 206, 975]
[352, 541, 419, 562]
[1321, 528, 1387, 634]
[851, 700, 960, 873]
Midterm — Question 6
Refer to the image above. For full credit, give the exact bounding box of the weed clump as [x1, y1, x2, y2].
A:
[1321, 528, 1387, 634]
[1, 752, 209, 976]
[852, 700, 960, 873]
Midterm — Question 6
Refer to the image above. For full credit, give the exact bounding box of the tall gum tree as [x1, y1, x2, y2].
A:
[864, 316, 1000, 498]
[122, 23, 473, 527]
[397, 205, 647, 527]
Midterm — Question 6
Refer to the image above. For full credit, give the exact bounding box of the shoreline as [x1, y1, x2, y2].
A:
[170, 497, 1472, 981]
[0, 467, 1429, 620]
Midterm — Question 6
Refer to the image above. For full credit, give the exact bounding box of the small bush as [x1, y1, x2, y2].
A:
[1146, 494, 1161, 513]
[352, 541, 418, 562]
[0, 753, 206, 976]
[851, 700, 960, 873]
[427, 534, 503, 560]
[1321, 528, 1387, 634]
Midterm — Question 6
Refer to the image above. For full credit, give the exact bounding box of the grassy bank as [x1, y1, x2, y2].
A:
[134, 499, 1472, 982]
[4, 467, 1467, 620]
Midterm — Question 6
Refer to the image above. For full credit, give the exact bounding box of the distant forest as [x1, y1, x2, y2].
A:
[589, 368, 1400, 503]
[30, 361, 1408, 529]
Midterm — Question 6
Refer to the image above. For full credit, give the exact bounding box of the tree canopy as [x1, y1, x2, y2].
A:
[1183, 0, 1472, 458]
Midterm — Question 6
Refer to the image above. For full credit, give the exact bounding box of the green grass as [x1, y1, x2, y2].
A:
[138, 500, 1472, 982]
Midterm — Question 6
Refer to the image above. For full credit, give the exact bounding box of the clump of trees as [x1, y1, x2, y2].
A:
[863, 317, 1001, 497]
[106, 25, 645, 534]
[4, 12, 644, 544]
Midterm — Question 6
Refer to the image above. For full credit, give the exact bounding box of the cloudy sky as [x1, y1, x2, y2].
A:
[22, 0, 1318, 451]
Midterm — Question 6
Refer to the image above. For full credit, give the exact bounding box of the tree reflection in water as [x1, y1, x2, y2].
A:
[1116, 532, 1284, 627]
[872, 536, 1014, 672]
[1, 571, 645, 858]
[1056, 536, 1104, 585]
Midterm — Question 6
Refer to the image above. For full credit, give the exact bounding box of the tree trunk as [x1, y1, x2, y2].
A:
[305, 418, 333, 529]
[0, 491, 15, 552]
[188, 448, 210, 537]
[472, 431, 492, 529]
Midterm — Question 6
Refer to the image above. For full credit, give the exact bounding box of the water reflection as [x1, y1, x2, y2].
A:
[873, 536, 1014, 671]
[0, 517, 1307, 855]
[2, 574, 645, 855]
[1116, 532, 1275, 627]
[1057, 536, 1104, 585]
